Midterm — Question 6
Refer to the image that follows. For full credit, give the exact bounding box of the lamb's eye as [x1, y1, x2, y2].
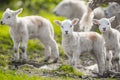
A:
[7, 16, 10, 19]
[70, 25, 72, 27]
[107, 23, 109, 25]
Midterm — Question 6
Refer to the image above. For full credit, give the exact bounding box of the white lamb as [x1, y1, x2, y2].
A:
[54, 18, 106, 75]
[93, 16, 120, 72]
[1, 8, 59, 63]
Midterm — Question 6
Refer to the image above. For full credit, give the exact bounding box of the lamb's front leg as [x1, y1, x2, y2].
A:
[21, 38, 28, 62]
[72, 50, 80, 68]
[106, 50, 112, 71]
[13, 41, 20, 62]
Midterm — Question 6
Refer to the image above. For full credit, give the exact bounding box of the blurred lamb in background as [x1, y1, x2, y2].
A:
[104, 2, 120, 29]
[53, 0, 105, 31]
[79, 2, 94, 31]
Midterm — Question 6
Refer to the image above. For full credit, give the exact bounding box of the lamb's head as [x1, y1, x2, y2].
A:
[53, 0, 76, 18]
[1, 8, 23, 25]
[54, 18, 79, 35]
[104, 2, 120, 17]
[93, 16, 115, 33]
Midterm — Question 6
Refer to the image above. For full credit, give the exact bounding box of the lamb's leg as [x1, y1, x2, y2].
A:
[39, 38, 51, 62]
[94, 50, 106, 76]
[106, 50, 112, 71]
[67, 54, 72, 65]
[48, 38, 59, 63]
[13, 41, 20, 62]
[72, 50, 80, 68]
[21, 39, 28, 62]
[112, 49, 120, 72]
[44, 45, 51, 62]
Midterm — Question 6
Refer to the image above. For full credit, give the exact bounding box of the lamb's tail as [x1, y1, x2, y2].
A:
[79, 2, 94, 31]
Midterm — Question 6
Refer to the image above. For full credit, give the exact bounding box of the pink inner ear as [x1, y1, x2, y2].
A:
[72, 19, 79, 25]
[93, 19, 100, 25]
[54, 20, 61, 26]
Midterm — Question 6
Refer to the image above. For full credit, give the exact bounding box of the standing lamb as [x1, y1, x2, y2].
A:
[54, 18, 106, 76]
[93, 16, 120, 72]
[79, 2, 94, 31]
[53, 0, 105, 31]
[0, 8, 59, 63]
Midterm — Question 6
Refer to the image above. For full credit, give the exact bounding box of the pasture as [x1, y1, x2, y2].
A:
[0, 0, 119, 80]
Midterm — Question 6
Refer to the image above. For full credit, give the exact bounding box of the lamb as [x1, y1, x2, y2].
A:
[0, 8, 59, 63]
[93, 16, 120, 72]
[54, 18, 106, 75]
[53, 0, 105, 31]
[104, 2, 120, 28]
[79, 2, 94, 31]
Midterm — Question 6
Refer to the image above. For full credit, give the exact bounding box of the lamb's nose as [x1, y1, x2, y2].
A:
[1, 21, 3, 25]
[53, 11, 56, 14]
[65, 31, 68, 34]
[53, 11, 59, 16]
[103, 28, 106, 31]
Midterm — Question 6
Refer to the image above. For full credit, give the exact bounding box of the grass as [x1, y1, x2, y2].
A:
[0, 68, 78, 80]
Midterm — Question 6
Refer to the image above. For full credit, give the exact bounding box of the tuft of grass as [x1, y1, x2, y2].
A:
[53, 65, 83, 78]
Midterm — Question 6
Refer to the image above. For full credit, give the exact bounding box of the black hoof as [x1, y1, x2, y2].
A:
[53, 58, 58, 63]
[44, 57, 50, 62]
[21, 59, 27, 64]
[92, 72, 108, 78]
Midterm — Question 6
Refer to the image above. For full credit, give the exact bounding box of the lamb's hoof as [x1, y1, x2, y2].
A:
[21, 59, 27, 64]
[53, 58, 58, 63]
[44, 56, 50, 62]
[92, 72, 108, 78]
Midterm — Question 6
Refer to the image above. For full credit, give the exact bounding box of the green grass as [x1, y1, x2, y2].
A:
[53, 65, 83, 78]
[0, 68, 79, 80]
[0, 67, 117, 80]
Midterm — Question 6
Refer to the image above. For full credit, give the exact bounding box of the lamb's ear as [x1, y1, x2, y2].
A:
[54, 20, 61, 26]
[14, 8, 23, 15]
[109, 16, 115, 23]
[93, 19, 100, 25]
[72, 18, 79, 25]
[6, 8, 10, 11]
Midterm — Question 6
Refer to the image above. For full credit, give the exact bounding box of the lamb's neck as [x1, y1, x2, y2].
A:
[10, 17, 21, 28]
[62, 33, 74, 41]
[102, 29, 112, 39]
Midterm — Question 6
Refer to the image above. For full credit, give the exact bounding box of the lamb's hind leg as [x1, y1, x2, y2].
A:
[48, 38, 59, 63]
[44, 45, 51, 62]
[94, 49, 106, 76]
[39, 39, 51, 62]
[112, 50, 120, 72]
[21, 37, 28, 62]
